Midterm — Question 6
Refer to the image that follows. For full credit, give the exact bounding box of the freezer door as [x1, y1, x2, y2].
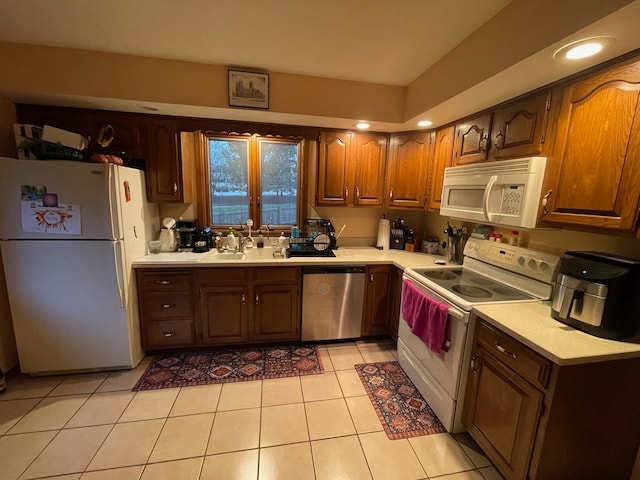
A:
[0, 239, 143, 374]
[0, 158, 117, 240]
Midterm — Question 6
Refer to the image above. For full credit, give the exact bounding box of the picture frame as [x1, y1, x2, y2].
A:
[228, 69, 270, 109]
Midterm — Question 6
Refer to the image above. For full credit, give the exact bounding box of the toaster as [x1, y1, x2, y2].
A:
[550, 251, 640, 339]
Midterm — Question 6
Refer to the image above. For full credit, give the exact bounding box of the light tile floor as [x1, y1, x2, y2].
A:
[0, 340, 505, 480]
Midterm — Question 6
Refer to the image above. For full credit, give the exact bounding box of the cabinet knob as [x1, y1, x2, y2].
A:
[345, 187, 349, 200]
[255, 293, 260, 304]
[389, 189, 394, 199]
[162, 304, 175, 309]
[494, 131, 503, 150]
[241, 293, 246, 304]
[479, 134, 488, 153]
[370, 273, 374, 282]
[163, 332, 176, 337]
[173, 182, 178, 194]
[471, 356, 478, 374]
[157, 280, 171, 285]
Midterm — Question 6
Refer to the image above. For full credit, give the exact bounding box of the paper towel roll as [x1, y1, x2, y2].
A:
[376, 219, 390, 250]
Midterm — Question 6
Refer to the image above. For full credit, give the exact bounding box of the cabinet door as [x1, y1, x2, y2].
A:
[146, 117, 192, 203]
[453, 113, 492, 165]
[463, 347, 543, 480]
[87, 111, 145, 158]
[542, 61, 640, 231]
[252, 284, 300, 342]
[386, 132, 430, 208]
[490, 91, 552, 160]
[362, 265, 390, 336]
[428, 126, 454, 212]
[353, 132, 387, 206]
[199, 285, 249, 345]
[317, 131, 353, 205]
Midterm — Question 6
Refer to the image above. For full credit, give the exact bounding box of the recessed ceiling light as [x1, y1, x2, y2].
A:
[356, 122, 370, 129]
[417, 120, 433, 127]
[553, 36, 614, 61]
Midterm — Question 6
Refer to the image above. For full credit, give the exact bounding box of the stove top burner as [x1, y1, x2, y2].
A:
[421, 271, 458, 281]
[451, 284, 493, 298]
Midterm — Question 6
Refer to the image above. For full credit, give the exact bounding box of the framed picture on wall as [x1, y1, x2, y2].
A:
[228, 70, 269, 109]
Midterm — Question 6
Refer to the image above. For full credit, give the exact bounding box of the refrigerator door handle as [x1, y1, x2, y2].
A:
[108, 166, 123, 240]
[113, 242, 124, 307]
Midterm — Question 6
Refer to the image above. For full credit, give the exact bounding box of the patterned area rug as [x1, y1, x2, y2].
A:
[133, 345, 323, 391]
[355, 361, 446, 440]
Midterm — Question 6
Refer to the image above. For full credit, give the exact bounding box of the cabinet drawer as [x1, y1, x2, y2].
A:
[197, 268, 249, 284]
[476, 321, 550, 389]
[253, 267, 300, 284]
[138, 270, 192, 291]
[141, 292, 193, 319]
[143, 321, 195, 348]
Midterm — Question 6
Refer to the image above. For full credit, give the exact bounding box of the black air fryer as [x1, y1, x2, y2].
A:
[550, 251, 640, 339]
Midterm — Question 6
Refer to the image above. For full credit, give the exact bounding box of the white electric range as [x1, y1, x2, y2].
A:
[398, 237, 560, 432]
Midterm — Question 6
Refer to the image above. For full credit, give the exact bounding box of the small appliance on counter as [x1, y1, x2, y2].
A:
[551, 251, 640, 339]
[159, 217, 177, 252]
[176, 219, 198, 252]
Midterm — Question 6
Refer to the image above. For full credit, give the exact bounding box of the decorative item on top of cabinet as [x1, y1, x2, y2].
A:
[316, 131, 387, 206]
[362, 265, 391, 337]
[453, 113, 492, 165]
[541, 60, 640, 232]
[427, 126, 454, 212]
[145, 117, 194, 203]
[386, 131, 432, 209]
[489, 90, 553, 161]
[16, 104, 90, 141]
[87, 111, 146, 159]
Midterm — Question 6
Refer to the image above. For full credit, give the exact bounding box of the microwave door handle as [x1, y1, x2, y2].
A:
[482, 175, 498, 222]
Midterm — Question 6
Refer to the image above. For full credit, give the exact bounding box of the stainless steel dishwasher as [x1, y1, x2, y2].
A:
[301, 265, 366, 341]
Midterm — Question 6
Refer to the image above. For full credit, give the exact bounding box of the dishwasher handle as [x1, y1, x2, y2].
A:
[303, 265, 366, 275]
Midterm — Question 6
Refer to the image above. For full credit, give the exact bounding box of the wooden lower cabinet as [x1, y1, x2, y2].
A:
[386, 266, 403, 340]
[463, 319, 640, 480]
[137, 269, 196, 350]
[362, 265, 391, 337]
[195, 266, 300, 346]
[199, 285, 250, 345]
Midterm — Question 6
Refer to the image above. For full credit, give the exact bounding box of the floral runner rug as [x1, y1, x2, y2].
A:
[133, 345, 323, 391]
[355, 361, 446, 440]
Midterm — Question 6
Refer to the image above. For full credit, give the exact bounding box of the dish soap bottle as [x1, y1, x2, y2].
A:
[257, 229, 264, 248]
[226, 227, 236, 250]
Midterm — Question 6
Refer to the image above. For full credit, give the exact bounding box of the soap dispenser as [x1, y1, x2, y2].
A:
[227, 228, 236, 250]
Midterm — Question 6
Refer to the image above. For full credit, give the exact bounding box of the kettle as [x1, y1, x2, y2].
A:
[159, 228, 177, 252]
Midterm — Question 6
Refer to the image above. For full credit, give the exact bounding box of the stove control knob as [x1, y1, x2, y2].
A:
[538, 260, 549, 271]
[528, 258, 537, 269]
[517, 256, 525, 266]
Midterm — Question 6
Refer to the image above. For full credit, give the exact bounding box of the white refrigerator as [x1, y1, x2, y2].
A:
[0, 157, 159, 374]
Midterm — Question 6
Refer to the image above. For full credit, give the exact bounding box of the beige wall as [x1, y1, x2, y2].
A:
[0, 98, 19, 372]
[0, 41, 404, 125]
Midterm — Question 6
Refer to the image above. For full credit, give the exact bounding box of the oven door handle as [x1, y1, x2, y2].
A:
[445, 305, 465, 322]
[482, 175, 498, 223]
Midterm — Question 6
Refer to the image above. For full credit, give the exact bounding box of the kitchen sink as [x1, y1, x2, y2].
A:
[203, 251, 247, 261]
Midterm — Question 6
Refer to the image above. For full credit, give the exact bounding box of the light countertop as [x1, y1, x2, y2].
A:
[132, 246, 449, 270]
[473, 301, 640, 366]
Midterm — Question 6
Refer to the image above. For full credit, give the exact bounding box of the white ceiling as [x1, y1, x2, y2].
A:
[2, 0, 640, 130]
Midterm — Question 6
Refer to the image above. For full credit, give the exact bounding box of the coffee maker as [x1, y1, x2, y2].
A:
[550, 251, 640, 339]
[176, 220, 198, 252]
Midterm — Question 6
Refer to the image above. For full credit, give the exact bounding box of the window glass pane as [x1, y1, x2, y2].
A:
[260, 141, 299, 226]
[208, 138, 249, 225]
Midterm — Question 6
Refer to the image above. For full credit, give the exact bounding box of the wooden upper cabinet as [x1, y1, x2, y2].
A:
[145, 117, 193, 203]
[15, 104, 90, 140]
[541, 60, 640, 232]
[489, 91, 552, 161]
[353, 132, 387, 206]
[453, 113, 492, 165]
[427, 126, 454, 212]
[386, 132, 431, 208]
[316, 131, 387, 207]
[317, 131, 353, 205]
[87, 111, 145, 158]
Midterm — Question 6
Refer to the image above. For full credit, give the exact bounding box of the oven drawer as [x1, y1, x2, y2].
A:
[476, 320, 550, 389]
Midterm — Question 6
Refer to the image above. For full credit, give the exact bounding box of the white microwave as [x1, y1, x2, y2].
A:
[439, 157, 547, 229]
